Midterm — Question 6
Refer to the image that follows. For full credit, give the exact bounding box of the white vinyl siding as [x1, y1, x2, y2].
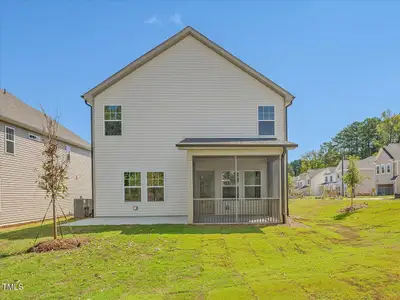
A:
[93, 35, 286, 217]
[0, 121, 92, 226]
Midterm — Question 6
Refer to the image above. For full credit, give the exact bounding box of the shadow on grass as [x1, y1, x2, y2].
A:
[0, 222, 265, 241]
[333, 211, 357, 220]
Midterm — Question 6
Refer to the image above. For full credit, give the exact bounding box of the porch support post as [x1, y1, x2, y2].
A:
[235, 155, 238, 223]
[187, 152, 194, 224]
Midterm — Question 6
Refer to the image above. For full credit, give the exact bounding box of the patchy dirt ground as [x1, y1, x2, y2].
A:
[27, 238, 88, 253]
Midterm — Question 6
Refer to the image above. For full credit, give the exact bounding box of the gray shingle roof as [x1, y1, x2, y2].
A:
[384, 143, 400, 160]
[176, 137, 298, 148]
[0, 89, 90, 150]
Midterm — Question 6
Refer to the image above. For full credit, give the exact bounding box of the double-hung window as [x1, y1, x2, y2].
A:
[325, 176, 328, 183]
[222, 171, 239, 199]
[376, 165, 380, 175]
[387, 163, 391, 174]
[381, 164, 385, 174]
[244, 171, 261, 198]
[124, 172, 141, 202]
[330, 175, 333, 182]
[147, 172, 164, 201]
[258, 106, 275, 136]
[5, 126, 15, 154]
[104, 105, 122, 136]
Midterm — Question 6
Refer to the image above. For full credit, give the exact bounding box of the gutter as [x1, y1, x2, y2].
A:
[84, 100, 95, 218]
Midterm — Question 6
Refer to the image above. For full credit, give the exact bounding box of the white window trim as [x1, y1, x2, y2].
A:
[221, 170, 239, 199]
[147, 172, 165, 202]
[381, 164, 386, 175]
[386, 163, 392, 175]
[123, 172, 142, 202]
[244, 170, 262, 199]
[257, 105, 276, 137]
[103, 104, 123, 136]
[5, 126, 15, 155]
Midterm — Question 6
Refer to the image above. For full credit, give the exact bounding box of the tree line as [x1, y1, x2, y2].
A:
[289, 109, 400, 176]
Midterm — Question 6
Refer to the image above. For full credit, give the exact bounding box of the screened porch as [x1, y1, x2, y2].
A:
[192, 156, 281, 224]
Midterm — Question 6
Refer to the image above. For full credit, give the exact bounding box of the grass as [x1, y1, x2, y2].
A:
[0, 200, 399, 299]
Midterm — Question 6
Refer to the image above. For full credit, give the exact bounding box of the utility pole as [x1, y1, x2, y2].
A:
[341, 152, 345, 197]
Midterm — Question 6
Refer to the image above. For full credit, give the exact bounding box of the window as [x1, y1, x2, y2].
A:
[222, 171, 239, 199]
[258, 106, 275, 136]
[330, 176, 333, 182]
[244, 171, 261, 198]
[5, 126, 15, 154]
[325, 176, 328, 183]
[124, 172, 141, 201]
[387, 163, 391, 174]
[104, 105, 122, 136]
[381, 164, 385, 175]
[147, 172, 164, 201]
[308, 179, 310, 185]
[376, 165, 380, 175]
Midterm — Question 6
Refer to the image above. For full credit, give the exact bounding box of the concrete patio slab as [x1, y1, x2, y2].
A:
[65, 216, 188, 226]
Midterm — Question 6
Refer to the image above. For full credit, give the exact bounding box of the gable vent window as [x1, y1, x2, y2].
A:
[104, 105, 122, 136]
[5, 126, 15, 154]
[258, 106, 275, 136]
[28, 133, 41, 142]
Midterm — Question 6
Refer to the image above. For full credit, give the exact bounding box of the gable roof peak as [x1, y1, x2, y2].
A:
[82, 26, 295, 106]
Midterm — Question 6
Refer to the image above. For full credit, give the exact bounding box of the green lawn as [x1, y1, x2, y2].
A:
[1, 200, 399, 299]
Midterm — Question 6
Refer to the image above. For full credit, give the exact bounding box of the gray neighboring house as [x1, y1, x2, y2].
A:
[294, 168, 325, 196]
[81, 26, 297, 225]
[0, 89, 92, 226]
[374, 143, 400, 195]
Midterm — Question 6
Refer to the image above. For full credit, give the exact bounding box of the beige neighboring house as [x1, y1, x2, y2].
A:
[0, 89, 92, 226]
[374, 143, 400, 195]
[335, 156, 375, 195]
[81, 26, 298, 225]
[294, 168, 325, 196]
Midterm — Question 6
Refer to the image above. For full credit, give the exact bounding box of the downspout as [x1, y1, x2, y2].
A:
[280, 150, 287, 224]
[84, 100, 95, 218]
[285, 106, 289, 217]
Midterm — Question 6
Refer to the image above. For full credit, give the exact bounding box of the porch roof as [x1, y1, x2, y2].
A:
[176, 137, 298, 148]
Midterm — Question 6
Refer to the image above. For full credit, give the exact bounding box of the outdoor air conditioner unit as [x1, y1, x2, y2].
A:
[74, 197, 93, 219]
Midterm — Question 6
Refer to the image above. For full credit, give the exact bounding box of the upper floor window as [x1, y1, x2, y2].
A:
[308, 179, 310, 185]
[330, 176, 333, 182]
[5, 126, 15, 154]
[104, 105, 122, 136]
[258, 106, 275, 136]
[325, 176, 328, 183]
[387, 163, 391, 174]
[376, 165, 380, 175]
[381, 164, 385, 175]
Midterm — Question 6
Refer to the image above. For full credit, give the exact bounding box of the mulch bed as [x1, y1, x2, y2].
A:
[27, 238, 88, 253]
[339, 203, 368, 213]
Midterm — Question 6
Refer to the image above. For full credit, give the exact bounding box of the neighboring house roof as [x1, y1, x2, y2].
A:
[176, 137, 298, 148]
[307, 168, 325, 179]
[383, 143, 400, 160]
[0, 89, 91, 151]
[336, 156, 375, 170]
[82, 26, 295, 107]
[324, 167, 336, 174]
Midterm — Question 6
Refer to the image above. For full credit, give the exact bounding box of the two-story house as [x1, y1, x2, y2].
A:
[0, 89, 92, 226]
[294, 168, 325, 196]
[335, 156, 375, 196]
[374, 143, 400, 195]
[321, 167, 338, 193]
[81, 26, 297, 224]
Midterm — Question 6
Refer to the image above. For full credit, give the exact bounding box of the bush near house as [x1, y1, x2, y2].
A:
[0, 200, 399, 299]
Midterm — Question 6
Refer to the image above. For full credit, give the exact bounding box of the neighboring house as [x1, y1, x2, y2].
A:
[0, 89, 92, 226]
[321, 167, 338, 192]
[374, 143, 400, 195]
[294, 168, 325, 196]
[81, 26, 297, 224]
[335, 156, 375, 195]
